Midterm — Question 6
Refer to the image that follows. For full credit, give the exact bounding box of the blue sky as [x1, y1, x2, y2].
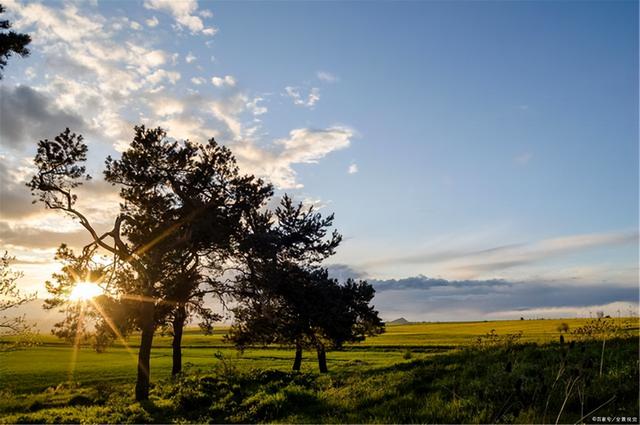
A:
[0, 0, 637, 321]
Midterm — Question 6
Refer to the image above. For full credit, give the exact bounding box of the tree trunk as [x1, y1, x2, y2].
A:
[317, 345, 328, 373]
[292, 342, 302, 371]
[172, 304, 186, 377]
[135, 301, 156, 401]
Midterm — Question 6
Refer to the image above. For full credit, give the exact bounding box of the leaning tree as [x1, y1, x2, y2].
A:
[30, 126, 272, 400]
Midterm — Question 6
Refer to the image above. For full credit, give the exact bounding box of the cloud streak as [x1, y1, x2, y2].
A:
[360, 230, 638, 279]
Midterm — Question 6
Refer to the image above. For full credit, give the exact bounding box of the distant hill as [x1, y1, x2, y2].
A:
[387, 317, 410, 325]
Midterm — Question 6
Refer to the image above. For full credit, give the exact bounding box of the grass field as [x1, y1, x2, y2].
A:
[1, 318, 638, 423]
[0, 318, 618, 394]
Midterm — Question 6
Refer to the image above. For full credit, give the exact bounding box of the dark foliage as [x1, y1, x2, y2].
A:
[29, 125, 272, 399]
[0, 4, 30, 78]
[229, 195, 384, 371]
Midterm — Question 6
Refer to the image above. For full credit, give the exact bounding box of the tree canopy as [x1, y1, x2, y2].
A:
[229, 196, 384, 372]
[30, 126, 273, 400]
[0, 4, 31, 78]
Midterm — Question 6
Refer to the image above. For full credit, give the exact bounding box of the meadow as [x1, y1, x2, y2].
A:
[1, 318, 638, 423]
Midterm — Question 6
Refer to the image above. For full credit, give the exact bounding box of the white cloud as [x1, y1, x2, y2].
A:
[5, 2, 182, 150]
[14, 2, 103, 43]
[145, 16, 159, 27]
[202, 27, 218, 36]
[185, 52, 197, 63]
[6, 1, 352, 196]
[348, 163, 358, 174]
[146, 69, 181, 85]
[157, 115, 219, 142]
[143, 0, 216, 35]
[317, 70, 338, 83]
[277, 127, 352, 164]
[211, 75, 236, 87]
[130, 20, 142, 30]
[246, 97, 267, 116]
[209, 93, 246, 139]
[150, 97, 184, 116]
[285, 86, 320, 108]
[235, 127, 354, 189]
[199, 9, 213, 18]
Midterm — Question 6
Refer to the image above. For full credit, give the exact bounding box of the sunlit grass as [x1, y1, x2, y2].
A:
[2, 317, 637, 395]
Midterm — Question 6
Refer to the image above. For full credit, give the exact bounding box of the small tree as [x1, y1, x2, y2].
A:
[0, 4, 31, 78]
[230, 195, 340, 368]
[230, 196, 383, 372]
[0, 252, 36, 348]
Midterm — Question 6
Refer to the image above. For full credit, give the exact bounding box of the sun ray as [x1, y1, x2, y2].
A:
[67, 303, 85, 382]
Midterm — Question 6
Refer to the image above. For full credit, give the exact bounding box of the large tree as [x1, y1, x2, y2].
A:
[30, 126, 272, 400]
[0, 4, 31, 78]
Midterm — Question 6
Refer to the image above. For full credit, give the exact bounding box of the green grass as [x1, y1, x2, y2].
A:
[1, 318, 636, 394]
[1, 318, 638, 423]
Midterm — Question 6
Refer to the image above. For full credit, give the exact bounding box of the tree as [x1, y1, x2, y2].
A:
[29, 126, 272, 400]
[156, 251, 223, 376]
[309, 275, 384, 372]
[0, 252, 36, 347]
[229, 195, 340, 356]
[43, 244, 136, 353]
[229, 196, 384, 372]
[104, 126, 271, 382]
[0, 4, 31, 78]
[231, 263, 384, 372]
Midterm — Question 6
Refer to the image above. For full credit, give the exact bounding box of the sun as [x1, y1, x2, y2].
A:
[69, 281, 104, 301]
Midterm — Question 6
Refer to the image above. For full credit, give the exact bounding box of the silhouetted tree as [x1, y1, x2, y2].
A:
[156, 252, 222, 376]
[0, 251, 37, 347]
[231, 263, 383, 372]
[0, 4, 31, 78]
[310, 275, 384, 372]
[230, 195, 383, 372]
[29, 126, 272, 400]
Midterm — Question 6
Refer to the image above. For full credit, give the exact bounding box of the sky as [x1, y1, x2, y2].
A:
[0, 0, 638, 323]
